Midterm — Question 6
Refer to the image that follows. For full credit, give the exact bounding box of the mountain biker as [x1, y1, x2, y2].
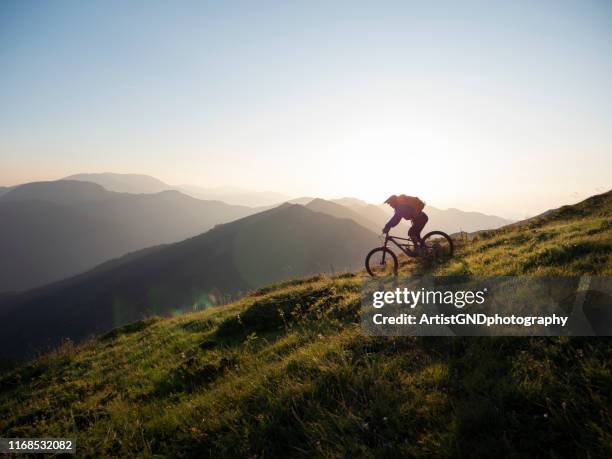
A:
[382, 195, 428, 250]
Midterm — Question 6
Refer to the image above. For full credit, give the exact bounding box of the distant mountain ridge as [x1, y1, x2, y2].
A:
[0, 204, 378, 359]
[330, 198, 408, 232]
[59, 172, 512, 229]
[63, 172, 289, 207]
[1, 174, 513, 292]
[424, 205, 512, 234]
[1, 180, 112, 205]
[179, 184, 289, 207]
[63, 173, 172, 194]
[303, 197, 513, 235]
[0, 180, 258, 291]
[305, 198, 380, 233]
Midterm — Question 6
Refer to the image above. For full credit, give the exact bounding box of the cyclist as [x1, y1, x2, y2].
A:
[382, 194, 428, 250]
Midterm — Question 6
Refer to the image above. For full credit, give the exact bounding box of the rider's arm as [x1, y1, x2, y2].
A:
[382, 210, 401, 233]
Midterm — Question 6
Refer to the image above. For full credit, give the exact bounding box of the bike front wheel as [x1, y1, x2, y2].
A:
[365, 247, 398, 277]
[422, 231, 454, 259]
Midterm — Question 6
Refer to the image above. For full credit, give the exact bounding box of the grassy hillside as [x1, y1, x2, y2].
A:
[0, 192, 610, 457]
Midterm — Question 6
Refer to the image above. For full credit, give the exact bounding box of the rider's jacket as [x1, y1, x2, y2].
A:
[383, 203, 422, 233]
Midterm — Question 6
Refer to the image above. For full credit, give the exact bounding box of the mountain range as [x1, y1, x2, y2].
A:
[64, 172, 289, 207]
[0, 181, 257, 291]
[64, 173, 513, 231]
[0, 174, 512, 292]
[63, 173, 171, 194]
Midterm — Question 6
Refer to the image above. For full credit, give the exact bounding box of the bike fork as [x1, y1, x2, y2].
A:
[381, 238, 388, 265]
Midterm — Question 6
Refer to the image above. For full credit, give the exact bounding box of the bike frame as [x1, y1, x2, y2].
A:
[383, 234, 419, 258]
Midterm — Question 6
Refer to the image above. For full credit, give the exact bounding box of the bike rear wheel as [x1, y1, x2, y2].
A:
[365, 247, 398, 277]
[422, 231, 454, 259]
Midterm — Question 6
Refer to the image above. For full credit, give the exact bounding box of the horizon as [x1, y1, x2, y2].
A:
[4, 170, 609, 220]
[2, 1, 611, 219]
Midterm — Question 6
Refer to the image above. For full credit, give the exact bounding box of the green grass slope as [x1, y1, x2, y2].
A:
[0, 191, 610, 457]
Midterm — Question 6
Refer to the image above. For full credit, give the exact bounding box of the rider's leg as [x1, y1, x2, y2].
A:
[409, 212, 428, 249]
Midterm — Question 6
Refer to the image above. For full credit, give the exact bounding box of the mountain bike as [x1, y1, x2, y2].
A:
[365, 230, 454, 276]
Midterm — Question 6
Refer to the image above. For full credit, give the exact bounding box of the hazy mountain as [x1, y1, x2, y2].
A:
[331, 198, 407, 233]
[0, 204, 378, 359]
[424, 206, 513, 234]
[63, 172, 291, 207]
[0, 186, 11, 197]
[1, 180, 113, 205]
[0, 200, 120, 292]
[179, 185, 290, 207]
[0, 181, 258, 292]
[73, 190, 257, 248]
[63, 172, 172, 194]
[305, 198, 380, 233]
[331, 197, 374, 208]
[287, 196, 316, 205]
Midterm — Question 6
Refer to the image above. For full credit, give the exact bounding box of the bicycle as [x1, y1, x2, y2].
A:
[365, 230, 454, 276]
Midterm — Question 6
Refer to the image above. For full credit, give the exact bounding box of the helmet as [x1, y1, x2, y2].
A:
[384, 195, 398, 206]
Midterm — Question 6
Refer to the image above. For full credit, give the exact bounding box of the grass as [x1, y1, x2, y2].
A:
[0, 191, 611, 457]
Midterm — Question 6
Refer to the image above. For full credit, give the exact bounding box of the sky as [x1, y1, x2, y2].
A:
[1, 0, 611, 218]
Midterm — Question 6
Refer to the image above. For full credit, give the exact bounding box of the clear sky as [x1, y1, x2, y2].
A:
[1, 0, 611, 218]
